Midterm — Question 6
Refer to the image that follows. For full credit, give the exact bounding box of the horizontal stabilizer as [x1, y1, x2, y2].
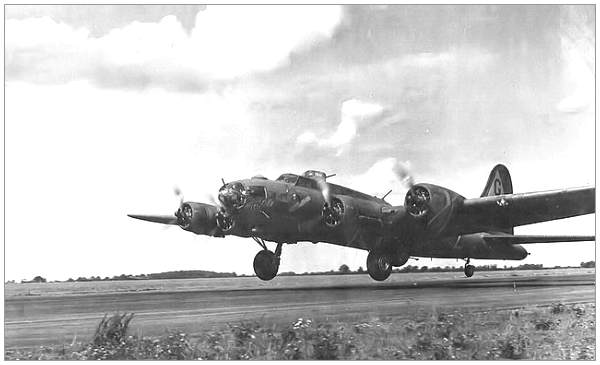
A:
[483, 234, 595, 245]
[128, 214, 178, 225]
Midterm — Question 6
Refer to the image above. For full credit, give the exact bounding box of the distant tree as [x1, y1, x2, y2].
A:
[420, 266, 428, 272]
[338, 264, 350, 273]
[401, 265, 419, 273]
[516, 263, 543, 270]
[357, 266, 364, 273]
[580, 261, 595, 268]
[66, 278, 75, 282]
[31, 276, 47, 283]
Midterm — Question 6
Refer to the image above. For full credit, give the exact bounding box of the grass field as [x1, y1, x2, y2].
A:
[5, 302, 595, 360]
[5, 268, 593, 297]
[5, 268, 595, 359]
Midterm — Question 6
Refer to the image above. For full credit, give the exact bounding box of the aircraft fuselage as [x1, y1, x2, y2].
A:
[215, 174, 528, 261]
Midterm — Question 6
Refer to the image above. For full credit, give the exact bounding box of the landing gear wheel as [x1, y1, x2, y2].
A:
[253, 250, 279, 281]
[367, 250, 392, 281]
[464, 264, 475, 278]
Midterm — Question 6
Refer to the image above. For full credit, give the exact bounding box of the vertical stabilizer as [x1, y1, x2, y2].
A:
[480, 164, 514, 234]
[481, 164, 513, 197]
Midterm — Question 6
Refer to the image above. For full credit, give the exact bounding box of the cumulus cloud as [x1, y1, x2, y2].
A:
[6, 5, 343, 90]
[555, 6, 594, 114]
[555, 35, 594, 114]
[296, 99, 385, 155]
[340, 157, 414, 205]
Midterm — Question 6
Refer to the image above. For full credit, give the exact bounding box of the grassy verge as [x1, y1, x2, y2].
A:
[5, 302, 594, 360]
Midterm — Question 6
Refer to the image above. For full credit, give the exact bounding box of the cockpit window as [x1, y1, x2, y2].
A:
[246, 185, 266, 199]
[295, 176, 319, 190]
[276, 174, 299, 185]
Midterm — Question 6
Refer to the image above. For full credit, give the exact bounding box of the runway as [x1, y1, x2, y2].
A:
[4, 270, 595, 349]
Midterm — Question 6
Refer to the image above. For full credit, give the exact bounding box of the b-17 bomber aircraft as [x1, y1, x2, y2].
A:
[129, 165, 595, 281]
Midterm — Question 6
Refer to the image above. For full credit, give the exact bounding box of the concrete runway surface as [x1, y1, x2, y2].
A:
[5, 270, 595, 348]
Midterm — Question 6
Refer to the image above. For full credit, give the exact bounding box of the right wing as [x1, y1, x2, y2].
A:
[446, 186, 594, 236]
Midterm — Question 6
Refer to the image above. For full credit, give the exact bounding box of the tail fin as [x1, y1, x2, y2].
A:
[480, 164, 514, 234]
[481, 164, 513, 197]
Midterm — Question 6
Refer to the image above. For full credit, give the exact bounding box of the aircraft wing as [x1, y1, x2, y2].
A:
[128, 214, 178, 225]
[482, 234, 595, 245]
[446, 186, 595, 236]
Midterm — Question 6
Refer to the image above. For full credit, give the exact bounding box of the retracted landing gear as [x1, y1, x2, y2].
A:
[367, 250, 392, 281]
[252, 237, 282, 281]
[464, 258, 475, 278]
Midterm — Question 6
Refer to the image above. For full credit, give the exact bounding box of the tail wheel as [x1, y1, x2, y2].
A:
[367, 250, 392, 281]
[253, 250, 279, 281]
[464, 264, 475, 278]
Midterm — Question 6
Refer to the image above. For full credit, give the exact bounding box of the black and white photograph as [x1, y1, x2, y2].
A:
[4, 4, 596, 360]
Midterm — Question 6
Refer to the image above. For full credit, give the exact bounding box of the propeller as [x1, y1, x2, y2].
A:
[405, 185, 430, 218]
[213, 185, 237, 232]
[204, 193, 221, 210]
[317, 177, 344, 227]
[391, 160, 415, 189]
[172, 186, 190, 228]
[174, 186, 184, 206]
[317, 178, 331, 207]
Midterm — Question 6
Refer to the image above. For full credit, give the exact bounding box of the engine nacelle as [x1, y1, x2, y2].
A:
[215, 211, 235, 232]
[177, 202, 220, 235]
[322, 196, 347, 228]
[323, 195, 358, 228]
[404, 184, 465, 236]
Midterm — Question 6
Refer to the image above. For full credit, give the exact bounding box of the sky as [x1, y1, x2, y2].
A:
[5, 5, 595, 281]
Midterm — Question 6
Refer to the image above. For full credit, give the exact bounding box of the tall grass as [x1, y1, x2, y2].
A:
[5, 303, 595, 360]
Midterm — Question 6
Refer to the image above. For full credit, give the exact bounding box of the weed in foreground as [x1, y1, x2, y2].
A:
[92, 312, 134, 346]
[4, 303, 596, 360]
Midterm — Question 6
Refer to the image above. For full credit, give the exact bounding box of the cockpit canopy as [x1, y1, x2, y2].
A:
[276, 173, 299, 184]
[303, 170, 327, 180]
[276, 173, 320, 190]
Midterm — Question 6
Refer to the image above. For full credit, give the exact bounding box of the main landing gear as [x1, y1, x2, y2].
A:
[252, 237, 282, 281]
[464, 258, 475, 278]
[367, 250, 392, 281]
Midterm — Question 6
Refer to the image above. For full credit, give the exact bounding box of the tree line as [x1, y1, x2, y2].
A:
[11, 261, 594, 284]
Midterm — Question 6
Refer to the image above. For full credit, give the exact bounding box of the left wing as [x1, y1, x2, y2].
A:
[445, 186, 594, 236]
[128, 214, 178, 225]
